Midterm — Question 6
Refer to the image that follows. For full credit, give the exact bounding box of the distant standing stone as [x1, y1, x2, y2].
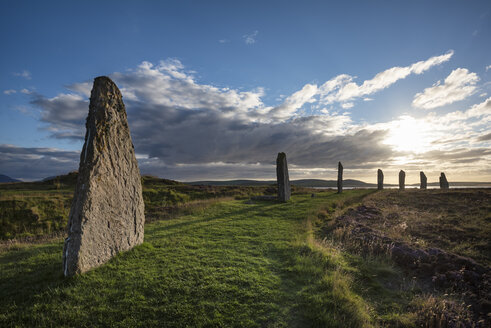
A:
[276, 152, 291, 202]
[377, 169, 384, 190]
[337, 162, 343, 194]
[420, 171, 427, 190]
[399, 170, 405, 190]
[440, 172, 449, 189]
[62, 76, 145, 276]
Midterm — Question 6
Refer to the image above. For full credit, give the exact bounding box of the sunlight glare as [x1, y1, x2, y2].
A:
[384, 116, 433, 153]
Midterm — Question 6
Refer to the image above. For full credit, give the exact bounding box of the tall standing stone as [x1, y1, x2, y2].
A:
[63, 76, 145, 276]
[276, 152, 291, 202]
[337, 162, 343, 194]
[420, 171, 427, 189]
[399, 170, 405, 190]
[377, 169, 384, 190]
[440, 172, 449, 189]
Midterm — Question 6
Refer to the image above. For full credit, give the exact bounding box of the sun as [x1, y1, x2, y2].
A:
[383, 116, 433, 154]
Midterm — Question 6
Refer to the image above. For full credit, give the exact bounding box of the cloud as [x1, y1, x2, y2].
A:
[0, 144, 79, 180]
[243, 30, 258, 44]
[341, 102, 354, 109]
[4, 89, 31, 96]
[30, 93, 88, 139]
[18, 57, 490, 182]
[13, 70, 31, 80]
[476, 132, 491, 142]
[412, 68, 479, 109]
[319, 51, 454, 105]
[486, 65, 491, 72]
[66, 81, 92, 97]
[218, 39, 229, 44]
[411, 148, 491, 163]
[25, 59, 397, 180]
[268, 84, 318, 120]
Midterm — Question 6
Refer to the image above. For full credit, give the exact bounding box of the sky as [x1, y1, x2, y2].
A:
[0, 0, 490, 183]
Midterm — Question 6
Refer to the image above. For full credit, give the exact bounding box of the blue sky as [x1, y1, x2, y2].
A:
[1, 0, 490, 182]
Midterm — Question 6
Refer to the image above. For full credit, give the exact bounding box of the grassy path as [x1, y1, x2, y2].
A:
[0, 190, 374, 327]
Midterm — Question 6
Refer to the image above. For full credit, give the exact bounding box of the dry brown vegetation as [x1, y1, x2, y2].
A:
[362, 189, 491, 265]
[317, 189, 491, 327]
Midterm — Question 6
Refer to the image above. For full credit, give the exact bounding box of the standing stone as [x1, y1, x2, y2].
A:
[337, 162, 343, 194]
[276, 152, 291, 202]
[399, 170, 405, 190]
[420, 171, 427, 189]
[440, 172, 449, 189]
[63, 76, 145, 276]
[377, 169, 384, 190]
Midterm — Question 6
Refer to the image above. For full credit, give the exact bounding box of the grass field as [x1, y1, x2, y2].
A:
[0, 190, 411, 327]
[1, 186, 489, 327]
[0, 174, 277, 240]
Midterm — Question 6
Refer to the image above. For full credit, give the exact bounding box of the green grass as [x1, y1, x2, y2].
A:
[0, 174, 275, 240]
[0, 192, 73, 239]
[0, 190, 389, 328]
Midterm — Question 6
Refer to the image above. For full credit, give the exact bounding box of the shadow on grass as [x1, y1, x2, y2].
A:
[145, 199, 287, 238]
[0, 242, 68, 307]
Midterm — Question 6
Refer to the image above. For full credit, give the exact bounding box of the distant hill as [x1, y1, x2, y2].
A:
[186, 179, 380, 187]
[42, 171, 79, 186]
[292, 179, 378, 187]
[5, 171, 489, 188]
[186, 179, 275, 186]
[0, 174, 21, 183]
[423, 181, 491, 187]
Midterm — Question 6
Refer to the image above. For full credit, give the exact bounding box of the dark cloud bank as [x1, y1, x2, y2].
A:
[2, 60, 489, 181]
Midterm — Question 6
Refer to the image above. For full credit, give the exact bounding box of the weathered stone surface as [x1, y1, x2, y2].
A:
[62, 76, 145, 276]
[337, 162, 343, 194]
[399, 170, 405, 190]
[420, 171, 427, 189]
[440, 172, 449, 189]
[377, 169, 383, 190]
[276, 152, 291, 202]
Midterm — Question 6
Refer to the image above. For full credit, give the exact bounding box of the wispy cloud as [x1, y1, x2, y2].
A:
[218, 39, 229, 44]
[412, 68, 479, 109]
[13, 70, 31, 80]
[486, 65, 491, 71]
[268, 84, 318, 120]
[319, 51, 454, 105]
[243, 30, 258, 44]
[4, 89, 31, 95]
